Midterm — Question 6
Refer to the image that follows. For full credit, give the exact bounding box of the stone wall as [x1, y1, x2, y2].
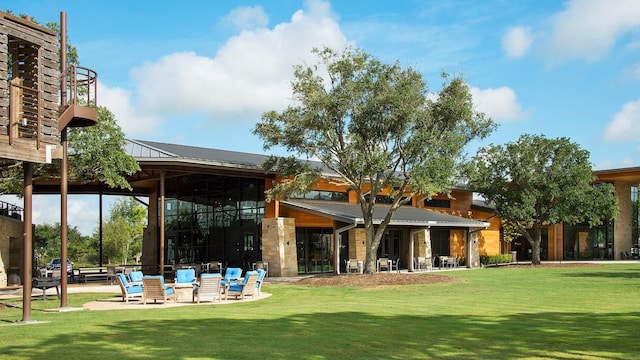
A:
[0, 215, 24, 287]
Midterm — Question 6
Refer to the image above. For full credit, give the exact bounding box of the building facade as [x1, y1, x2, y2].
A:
[127, 140, 499, 277]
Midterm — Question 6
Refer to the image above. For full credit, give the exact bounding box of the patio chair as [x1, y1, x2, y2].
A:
[192, 273, 222, 304]
[207, 261, 222, 273]
[438, 256, 449, 269]
[116, 273, 143, 303]
[142, 275, 176, 304]
[347, 259, 361, 274]
[175, 268, 196, 288]
[252, 261, 268, 277]
[255, 268, 266, 295]
[226, 271, 259, 300]
[221, 267, 242, 287]
[415, 257, 432, 271]
[128, 270, 144, 286]
[377, 258, 392, 273]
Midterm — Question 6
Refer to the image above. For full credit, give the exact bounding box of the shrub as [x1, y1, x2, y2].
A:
[480, 254, 513, 265]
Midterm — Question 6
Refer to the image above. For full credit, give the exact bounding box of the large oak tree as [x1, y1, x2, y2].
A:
[254, 47, 494, 273]
[467, 134, 618, 264]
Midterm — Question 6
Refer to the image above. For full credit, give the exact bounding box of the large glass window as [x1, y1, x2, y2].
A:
[563, 222, 614, 260]
[292, 190, 348, 201]
[296, 228, 334, 274]
[160, 175, 265, 269]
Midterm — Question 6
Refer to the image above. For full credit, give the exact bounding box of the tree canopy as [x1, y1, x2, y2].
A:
[467, 134, 618, 264]
[254, 47, 495, 273]
[96, 197, 147, 265]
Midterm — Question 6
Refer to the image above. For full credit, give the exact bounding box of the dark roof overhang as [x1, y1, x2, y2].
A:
[281, 200, 490, 229]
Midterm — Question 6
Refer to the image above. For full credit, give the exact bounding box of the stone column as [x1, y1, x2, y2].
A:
[614, 181, 632, 260]
[262, 218, 297, 277]
[348, 228, 367, 260]
[468, 231, 480, 268]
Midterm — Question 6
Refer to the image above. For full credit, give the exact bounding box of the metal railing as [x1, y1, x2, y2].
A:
[0, 199, 23, 220]
[61, 65, 98, 108]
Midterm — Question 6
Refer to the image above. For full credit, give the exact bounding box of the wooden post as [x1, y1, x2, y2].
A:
[21, 162, 33, 323]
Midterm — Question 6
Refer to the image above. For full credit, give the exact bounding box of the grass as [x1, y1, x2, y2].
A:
[1, 264, 639, 359]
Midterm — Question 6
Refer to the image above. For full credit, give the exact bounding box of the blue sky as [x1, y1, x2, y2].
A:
[4, 0, 640, 235]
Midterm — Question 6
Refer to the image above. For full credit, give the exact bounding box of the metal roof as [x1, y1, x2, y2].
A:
[281, 200, 489, 229]
[127, 139, 271, 168]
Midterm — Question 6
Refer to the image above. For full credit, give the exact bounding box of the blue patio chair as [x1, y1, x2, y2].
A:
[227, 271, 259, 300]
[255, 268, 266, 295]
[221, 267, 242, 287]
[128, 270, 144, 286]
[192, 273, 222, 303]
[116, 273, 143, 303]
[175, 268, 196, 287]
[142, 275, 176, 304]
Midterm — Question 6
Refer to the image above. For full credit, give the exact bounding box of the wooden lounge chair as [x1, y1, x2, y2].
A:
[116, 273, 143, 303]
[221, 267, 242, 287]
[226, 271, 259, 300]
[175, 268, 196, 287]
[128, 270, 144, 286]
[142, 276, 176, 304]
[192, 274, 222, 304]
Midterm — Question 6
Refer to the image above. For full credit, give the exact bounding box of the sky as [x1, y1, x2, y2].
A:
[3, 0, 640, 235]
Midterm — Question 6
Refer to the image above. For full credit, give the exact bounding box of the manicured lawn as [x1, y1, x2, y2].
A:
[1, 264, 639, 359]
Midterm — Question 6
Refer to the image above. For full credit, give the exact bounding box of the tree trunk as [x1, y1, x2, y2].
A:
[530, 225, 542, 265]
[364, 225, 377, 274]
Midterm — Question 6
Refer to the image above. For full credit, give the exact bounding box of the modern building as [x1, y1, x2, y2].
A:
[123, 139, 501, 277]
[2, 139, 640, 286]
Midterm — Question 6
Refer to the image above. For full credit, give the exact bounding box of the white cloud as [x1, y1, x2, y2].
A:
[0, 195, 99, 236]
[220, 5, 269, 31]
[546, 0, 640, 62]
[469, 86, 528, 122]
[502, 26, 533, 59]
[98, 81, 162, 137]
[130, 0, 349, 124]
[603, 98, 640, 141]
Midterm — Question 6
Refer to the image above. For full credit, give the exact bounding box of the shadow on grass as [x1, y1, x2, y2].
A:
[561, 268, 640, 280]
[2, 310, 639, 359]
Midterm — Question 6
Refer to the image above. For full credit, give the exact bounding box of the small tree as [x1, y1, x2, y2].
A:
[98, 198, 146, 265]
[34, 222, 89, 266]
[467, 134, 618, 264]
[254, 47, 494, 273]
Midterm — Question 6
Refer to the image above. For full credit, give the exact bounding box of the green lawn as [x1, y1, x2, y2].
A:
[1, 264, 639, 359]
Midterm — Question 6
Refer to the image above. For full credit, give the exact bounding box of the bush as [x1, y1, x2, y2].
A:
[480, 254, 513, 265]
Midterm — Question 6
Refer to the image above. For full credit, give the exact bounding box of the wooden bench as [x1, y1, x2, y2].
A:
[78, 267, 112, 284]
